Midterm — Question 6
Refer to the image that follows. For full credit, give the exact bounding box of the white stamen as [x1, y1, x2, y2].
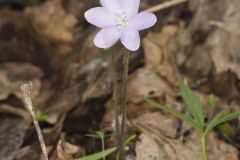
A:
[115, 12, 128, 28]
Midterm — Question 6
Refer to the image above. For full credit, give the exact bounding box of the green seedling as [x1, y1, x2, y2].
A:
[207, 94, 217, 109]
[36, 110, 48, 122]
[75, 147, 117, 160]
[77, 133, 136, 160]
[85, 131, 109, 160]
[146, 81, 240, 160]
[116, 135, 136, 160]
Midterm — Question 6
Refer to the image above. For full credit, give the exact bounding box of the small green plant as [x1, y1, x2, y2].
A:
[207, 94, 217, 109]
[85, 131, 109, 160]
[75, 147, 117, 160]
[116, 135, 136, 160]
[75, 132, 136, 160]
[36, 110, 49, 122]
[76, 131, 115, 160]
[146, 81, 240, 160]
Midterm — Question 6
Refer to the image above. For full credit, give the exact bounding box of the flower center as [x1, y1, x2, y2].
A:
[115, 13, 128, 28]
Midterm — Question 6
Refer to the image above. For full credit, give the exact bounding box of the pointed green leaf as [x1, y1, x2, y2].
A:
[205, 106, 230, 134]
[207, 94, 216, 109]
[179, 81, 204, 129]
[36, 110, 48, 122]
[96, 131, 105, 139]
[116, 135, 136, 160]
[75, 147, 117, 160]
[145, 98, 202, 134]
[85, 134, 99, 138]
[205, 110, 240, 135]
[124, 135, 136, 146]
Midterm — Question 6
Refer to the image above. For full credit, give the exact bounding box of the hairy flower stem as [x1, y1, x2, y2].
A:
[119, 49, 129, 160]
[111, 51, 120, 149]
[201, 135, 207, 160]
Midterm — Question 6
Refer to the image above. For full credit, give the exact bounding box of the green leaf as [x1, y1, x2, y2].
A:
[205, 110, 240, 135]
[36, 110, 48, 122]
[145, 98, 202, 134]
[96, 131, 105, 139]
[205, 106, 230, 134]
[207, 94, 216, 109]
[124, 135, 136, 146]
[116, 135, 136, 160]
[179, 81, 204, 130]
[85, 134, 100, 138]
[215, 123, 235, 142]
[75, 147, 117, 160]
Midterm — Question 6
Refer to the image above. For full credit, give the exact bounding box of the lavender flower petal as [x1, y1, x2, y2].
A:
[121, 28, 140, 51]
[121, 0, 140, 17]
[102, 26, 122, 46]
[94, 27, 122, 48]
[128, 12, 157, 30]
[100, 0, 122, 14]
[84, 7, 115, 28]
[94, 29, 109, 48]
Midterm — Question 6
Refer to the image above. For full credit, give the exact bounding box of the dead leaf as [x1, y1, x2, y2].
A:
[0, 63, 43, 100]
[57, 140, 84, 160]
[128, 26, 180, 103]
[133, 112, 180, 138]
[0, 116, 30, 160]
[24, 0, 77, 43]
[143, 26, 180, 86]
[136, 132, 238, 160]
[207, 0, 240, 78]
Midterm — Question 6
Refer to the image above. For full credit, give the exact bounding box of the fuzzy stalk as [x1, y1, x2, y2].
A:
[119, 49, 129, 160]
[111, 51, 120, 149]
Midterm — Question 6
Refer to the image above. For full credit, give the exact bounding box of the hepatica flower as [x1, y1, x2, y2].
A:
[84, 0, 157, 51]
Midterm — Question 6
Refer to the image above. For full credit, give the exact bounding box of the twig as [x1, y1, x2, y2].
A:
[208, 21, 240, 35]
[144, 0, 188, 13]
[21, 82, 49, 160]
[119, 48, 129, 160]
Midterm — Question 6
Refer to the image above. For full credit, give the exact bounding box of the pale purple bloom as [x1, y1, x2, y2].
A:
[84, 0, 157, 51]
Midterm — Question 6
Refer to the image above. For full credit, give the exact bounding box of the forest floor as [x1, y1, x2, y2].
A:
[0, 0, 240, 160]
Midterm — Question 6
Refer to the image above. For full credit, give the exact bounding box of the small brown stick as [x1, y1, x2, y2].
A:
[21, 82, 48, 160]
[144, 0, 188, 13]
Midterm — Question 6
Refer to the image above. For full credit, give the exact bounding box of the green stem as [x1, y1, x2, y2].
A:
[111, 51, 120, 149]
[201, 135, 207, 160]
[101, 137, 105, 160]
[119, 49, 129, 160]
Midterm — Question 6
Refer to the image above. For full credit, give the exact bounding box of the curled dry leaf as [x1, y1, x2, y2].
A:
[57, 140, 85, 160]
[128, 26, 179, 103]
[136, 132, 238, 160]
[207, 0, 240, 78]
[0, 63, 43, 100]
[128, 68, 175, 103]
[133, 112, 180, 138]
[24, 0, 77, 43]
